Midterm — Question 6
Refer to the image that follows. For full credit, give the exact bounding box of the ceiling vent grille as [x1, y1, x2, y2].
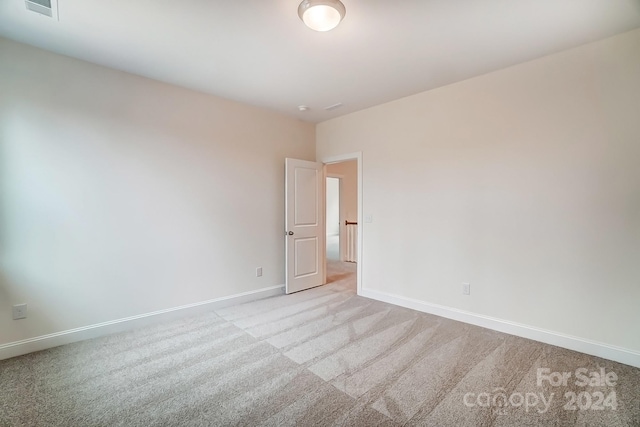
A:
[324, 102, 344, 111]
[25, 0, 58, 19]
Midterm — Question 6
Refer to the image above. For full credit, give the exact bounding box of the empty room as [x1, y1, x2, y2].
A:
[1, 0, 639, 426]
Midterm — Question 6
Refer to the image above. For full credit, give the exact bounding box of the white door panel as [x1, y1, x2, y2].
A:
[285, 158, 324, 294]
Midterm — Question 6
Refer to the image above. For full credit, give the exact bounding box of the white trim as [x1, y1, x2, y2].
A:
[0, 285, 284, 361]
[321, 152, 363, 295]
[360, 288, 640, 369]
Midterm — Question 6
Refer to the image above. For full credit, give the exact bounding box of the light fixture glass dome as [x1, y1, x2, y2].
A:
[298, 0, 346, 32]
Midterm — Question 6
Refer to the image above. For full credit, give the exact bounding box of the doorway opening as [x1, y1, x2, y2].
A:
[324, 158, 359, 291]
[326, 176, 341, 261]
[283, 153, 362, 295]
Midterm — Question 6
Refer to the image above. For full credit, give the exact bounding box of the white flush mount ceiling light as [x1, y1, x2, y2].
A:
[298, 0, 346, 32]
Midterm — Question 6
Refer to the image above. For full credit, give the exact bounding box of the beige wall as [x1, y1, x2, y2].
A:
[326, 160, 358, 225]
[0, 38, 315, 345]
[317, 29, 640, 353]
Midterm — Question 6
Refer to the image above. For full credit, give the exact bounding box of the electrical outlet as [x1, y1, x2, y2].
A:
[13, 304, 27, 320]
[256, 267, 263, 277]
[462, 283, 471, 295]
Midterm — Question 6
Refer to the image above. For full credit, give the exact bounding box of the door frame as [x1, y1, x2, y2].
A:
[320, 152, 363, 295]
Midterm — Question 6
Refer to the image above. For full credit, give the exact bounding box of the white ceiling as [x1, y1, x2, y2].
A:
[1, 0, 639, 123]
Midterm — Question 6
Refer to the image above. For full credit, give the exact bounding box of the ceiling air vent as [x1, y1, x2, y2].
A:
[25, 0, 58, 19]
[324, 102, 344, 111]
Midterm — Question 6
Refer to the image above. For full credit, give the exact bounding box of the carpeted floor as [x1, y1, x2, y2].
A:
[1, 261, 639, 426]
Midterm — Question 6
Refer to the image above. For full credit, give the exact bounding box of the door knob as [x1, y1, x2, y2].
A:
[288, 231, 294, 235]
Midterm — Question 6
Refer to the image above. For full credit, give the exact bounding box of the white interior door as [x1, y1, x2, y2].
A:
[285, 158, 324, 294]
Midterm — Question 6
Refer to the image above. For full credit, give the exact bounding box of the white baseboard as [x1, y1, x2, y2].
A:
[360, 288, 640, 369]
[0, 285, 284, 361]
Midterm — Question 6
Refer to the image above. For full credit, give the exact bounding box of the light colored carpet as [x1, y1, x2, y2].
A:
[1, 260, 639, 426]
